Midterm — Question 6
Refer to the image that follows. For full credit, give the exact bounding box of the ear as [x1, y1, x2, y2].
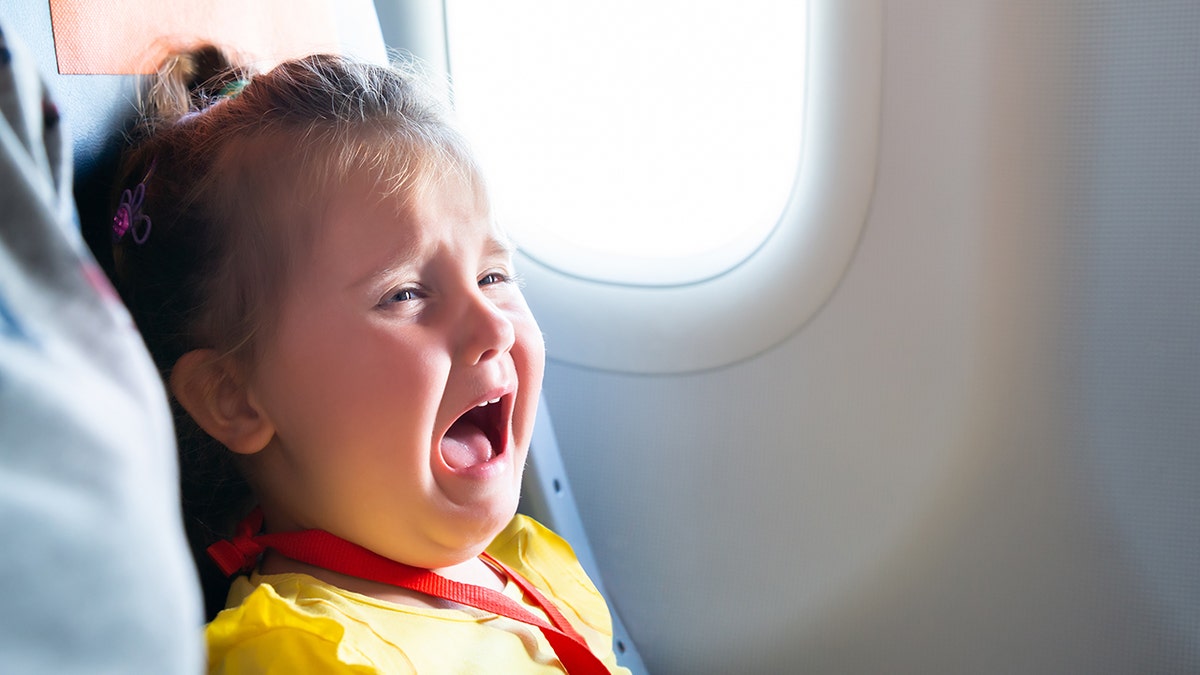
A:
[170, 349, 275, 455]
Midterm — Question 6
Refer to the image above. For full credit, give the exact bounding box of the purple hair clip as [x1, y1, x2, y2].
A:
[112, 166, 154, 245]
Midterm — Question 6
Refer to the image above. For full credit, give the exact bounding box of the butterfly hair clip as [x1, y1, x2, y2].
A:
[112, 162, 155, 245]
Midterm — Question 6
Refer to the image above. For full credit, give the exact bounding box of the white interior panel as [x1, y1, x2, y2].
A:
[540, 1, 1200, 672]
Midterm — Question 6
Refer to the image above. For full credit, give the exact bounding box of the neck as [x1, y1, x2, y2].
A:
[259, 548, 507, 609]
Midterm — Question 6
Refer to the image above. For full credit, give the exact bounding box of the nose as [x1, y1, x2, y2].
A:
[458, 291, 516, 365]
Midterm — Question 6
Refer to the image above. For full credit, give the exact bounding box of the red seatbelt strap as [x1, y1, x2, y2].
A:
[208, 509, 610, 675]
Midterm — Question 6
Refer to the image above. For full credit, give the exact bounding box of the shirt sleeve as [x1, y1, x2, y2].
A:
[209, 627, 381, 675]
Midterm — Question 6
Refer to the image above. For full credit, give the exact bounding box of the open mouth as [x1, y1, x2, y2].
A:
[441, 394, 510, 471]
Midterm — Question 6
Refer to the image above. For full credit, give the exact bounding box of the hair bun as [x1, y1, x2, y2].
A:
[142, 44, 246, 128]
[182, 45, 240, 104]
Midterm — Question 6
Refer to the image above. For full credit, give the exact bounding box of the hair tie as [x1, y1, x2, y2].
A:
[218, 78, 249, 100]
[112, 159, 156, 245]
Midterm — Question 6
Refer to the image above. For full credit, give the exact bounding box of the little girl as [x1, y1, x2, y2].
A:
[101, 46, 628, 674]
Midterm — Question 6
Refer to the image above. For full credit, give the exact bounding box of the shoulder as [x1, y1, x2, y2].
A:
[487, 514, 590, 589]
[487, 515, 617, 643]
[488, 513, 570, 557]
[206, 577, 415, 675]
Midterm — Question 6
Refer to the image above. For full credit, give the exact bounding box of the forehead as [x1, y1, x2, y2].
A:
[312, 166, 510, 275]
[336, 160, 496, 231]
[254, 131, 508, 289]
[320, 130, 491, 222]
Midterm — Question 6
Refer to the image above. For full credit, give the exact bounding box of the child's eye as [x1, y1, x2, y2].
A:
[479, 272, 509, 287]
[379, 287, 421, 306]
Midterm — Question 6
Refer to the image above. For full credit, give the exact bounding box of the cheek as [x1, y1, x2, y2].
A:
[256, 316, 441, 444]
[512, 312, 546, 440]
[512, 296, 545, 363]
[512, 305, 545, 377]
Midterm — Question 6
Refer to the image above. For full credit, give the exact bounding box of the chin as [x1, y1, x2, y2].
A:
[430, 499, 519, 561]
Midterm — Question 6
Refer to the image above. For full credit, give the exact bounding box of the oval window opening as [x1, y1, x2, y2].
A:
[446, 1, 808, 286]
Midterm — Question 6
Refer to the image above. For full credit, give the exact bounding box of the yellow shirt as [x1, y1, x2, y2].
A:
[206, 515, 630, 674]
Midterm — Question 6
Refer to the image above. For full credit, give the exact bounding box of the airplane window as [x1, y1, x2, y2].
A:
[442, 1, 880, 373]
[445, 1, 808, 286]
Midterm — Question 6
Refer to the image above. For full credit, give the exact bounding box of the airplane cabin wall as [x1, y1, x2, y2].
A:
[538, 1, 1200, 673]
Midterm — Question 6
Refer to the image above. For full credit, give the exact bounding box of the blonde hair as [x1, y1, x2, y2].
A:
[105, 46, 483, 616]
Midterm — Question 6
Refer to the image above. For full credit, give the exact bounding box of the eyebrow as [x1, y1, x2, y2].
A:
[355, 240, 423, 292]
[484, 233, 517, 260]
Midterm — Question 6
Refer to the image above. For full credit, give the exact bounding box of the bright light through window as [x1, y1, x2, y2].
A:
[445, 1, 808, 286]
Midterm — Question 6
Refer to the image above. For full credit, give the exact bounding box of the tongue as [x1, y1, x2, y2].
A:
[441, 417, 494, 469]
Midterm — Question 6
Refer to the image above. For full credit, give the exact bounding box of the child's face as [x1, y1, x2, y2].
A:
[244, 168, 545, 569]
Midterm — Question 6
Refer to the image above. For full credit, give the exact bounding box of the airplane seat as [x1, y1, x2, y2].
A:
[4, 2, 131, 164]
[2, 3, 645, 673]
[5, 2, 146, 280]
